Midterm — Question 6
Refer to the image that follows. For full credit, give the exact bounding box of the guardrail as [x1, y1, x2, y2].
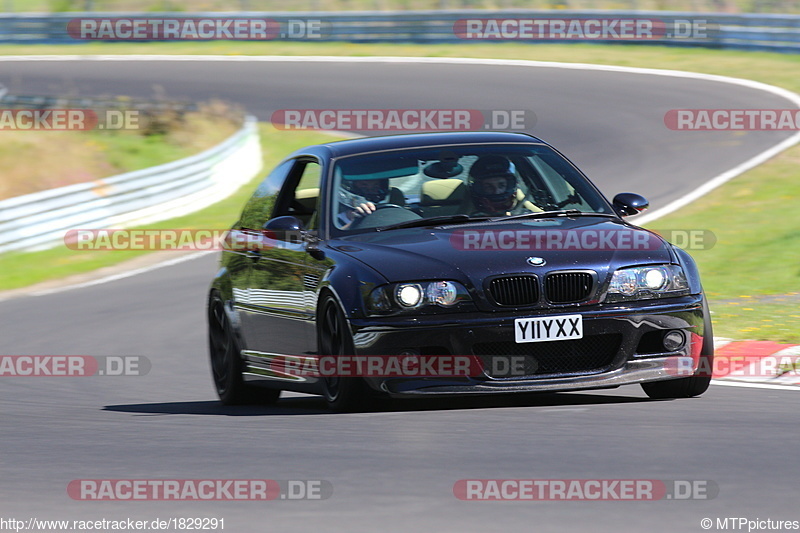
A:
[0, 93, 197, 114]
[0, 115, 262, 254]
[0, 11, 799, 52]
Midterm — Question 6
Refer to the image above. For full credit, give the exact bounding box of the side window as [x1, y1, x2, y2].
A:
[274, 161, 323, 229]
[239, 160, 294, 230]
[528, 153, 606, 211]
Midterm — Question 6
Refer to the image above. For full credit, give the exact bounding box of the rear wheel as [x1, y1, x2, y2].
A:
[642, 299, 714, 399]
[317, 293, 367, 412]
[208, 292, 280, 405]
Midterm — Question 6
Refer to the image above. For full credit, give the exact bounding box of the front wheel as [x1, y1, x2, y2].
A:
[317, 293, 368, 412]
[208, 292, 280, 405]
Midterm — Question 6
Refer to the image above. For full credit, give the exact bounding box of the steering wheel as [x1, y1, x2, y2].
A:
[348, 204, 420, 229]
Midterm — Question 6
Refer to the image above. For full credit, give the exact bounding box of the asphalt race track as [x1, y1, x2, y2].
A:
[1, 58, 799, 532]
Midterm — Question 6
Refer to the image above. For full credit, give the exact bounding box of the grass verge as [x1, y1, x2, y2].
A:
[644, 140, 800, 342]
[0, 42, 798, 341]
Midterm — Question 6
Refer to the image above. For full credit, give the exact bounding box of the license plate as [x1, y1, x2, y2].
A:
[515, 314, 583, 343]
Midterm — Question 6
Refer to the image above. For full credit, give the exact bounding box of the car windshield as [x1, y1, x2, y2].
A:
[330, 143, 615, 233]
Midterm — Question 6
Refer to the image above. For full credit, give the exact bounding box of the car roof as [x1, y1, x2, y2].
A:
[289, 131, 548, 159]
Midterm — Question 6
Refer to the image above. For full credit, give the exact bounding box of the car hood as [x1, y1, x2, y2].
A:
[330, 217, 674, 286]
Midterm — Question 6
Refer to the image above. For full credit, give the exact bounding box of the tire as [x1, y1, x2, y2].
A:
[642, 299, 714, 399]
[208, 292, 281, 406]
[317, 293, 368, 412]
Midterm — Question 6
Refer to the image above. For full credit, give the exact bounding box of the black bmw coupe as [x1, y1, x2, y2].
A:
[208, 131, 713, 411]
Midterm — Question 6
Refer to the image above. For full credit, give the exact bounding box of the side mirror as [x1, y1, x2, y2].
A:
[613, 193, 649, 217]
[263, 215, 304, 243]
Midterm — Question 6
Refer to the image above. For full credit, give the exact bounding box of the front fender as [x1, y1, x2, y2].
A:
[313, 247, 389, 321]
[673, 246, 704, 295]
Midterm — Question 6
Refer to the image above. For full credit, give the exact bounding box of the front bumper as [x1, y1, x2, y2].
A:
[372, 356, 697, 396]
[349, 295, 707, 397]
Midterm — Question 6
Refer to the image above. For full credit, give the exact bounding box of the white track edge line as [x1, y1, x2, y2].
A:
[711, 380, 800, 391]
[28, 251, 215, 297]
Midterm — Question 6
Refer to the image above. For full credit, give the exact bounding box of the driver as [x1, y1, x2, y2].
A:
[468, 155, 529, 216]
[339, 177, 390, 227]
[349, 178, 387, 218]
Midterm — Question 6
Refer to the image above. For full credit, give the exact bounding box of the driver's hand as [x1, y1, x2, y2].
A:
[351, 202, 376, 218]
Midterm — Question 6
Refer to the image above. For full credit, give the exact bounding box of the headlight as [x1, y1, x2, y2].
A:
[605, 264, 689, 302]
[367, 281, 470, 314]
[426, 281, 459, 306]
[397, 284, 423, 307]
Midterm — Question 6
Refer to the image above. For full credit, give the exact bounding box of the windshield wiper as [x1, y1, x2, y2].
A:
[375, 210, 616, 231]
[376, 214, 491, 232]
[492, 210, 618, 222]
